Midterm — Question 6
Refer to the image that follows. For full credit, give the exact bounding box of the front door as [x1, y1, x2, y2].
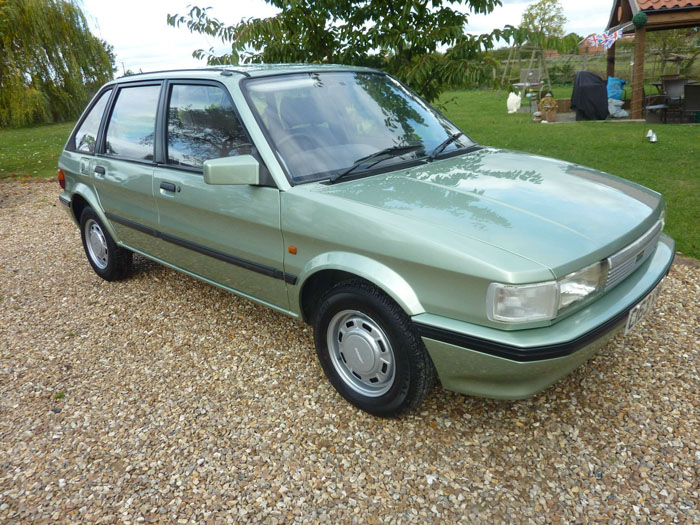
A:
[152, 81, 289, 310]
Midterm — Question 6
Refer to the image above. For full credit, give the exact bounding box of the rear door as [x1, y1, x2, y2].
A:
[61, 88, 113, 196]
[152, 80, 289, 309]
[92, 82, 161, 250]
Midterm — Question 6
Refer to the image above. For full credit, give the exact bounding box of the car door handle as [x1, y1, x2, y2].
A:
[160, 181, 177, 192]
[94, 166, 105, 176]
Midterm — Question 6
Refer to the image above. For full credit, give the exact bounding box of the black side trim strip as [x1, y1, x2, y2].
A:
[415, 256, 673, 363]
[104, 212, 297, 284]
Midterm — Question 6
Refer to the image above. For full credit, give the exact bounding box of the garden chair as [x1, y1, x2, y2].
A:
[684, 84, 700, 123]
[646, 79, 686, 123]
[662, 78, 686, 123]
[645, 86, 668, 123]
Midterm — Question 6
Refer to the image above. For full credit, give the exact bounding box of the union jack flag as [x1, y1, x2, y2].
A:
[602, 29, 623, 50]
[587, 34, 598, 47]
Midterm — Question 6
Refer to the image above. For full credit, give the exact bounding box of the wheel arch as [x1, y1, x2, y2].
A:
[69, 184, 120, 241]
[297, 252, 425, 323]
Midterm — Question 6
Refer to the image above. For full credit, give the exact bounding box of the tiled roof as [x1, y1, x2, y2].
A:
[637, 0, 700, 10]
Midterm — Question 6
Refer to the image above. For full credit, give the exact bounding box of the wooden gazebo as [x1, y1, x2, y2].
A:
[606, 0, 700, 118]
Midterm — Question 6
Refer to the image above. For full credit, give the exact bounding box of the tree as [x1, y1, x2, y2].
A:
[647, 28, 700, 77]
[167, 1, 513, 103]
[520, 0, 566, 41]
[0, 0, 115, 127]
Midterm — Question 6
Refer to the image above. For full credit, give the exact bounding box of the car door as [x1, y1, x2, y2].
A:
[61, 88, 113, 198]
[92, 82, 161, 251]
[152, 80, 289, 309]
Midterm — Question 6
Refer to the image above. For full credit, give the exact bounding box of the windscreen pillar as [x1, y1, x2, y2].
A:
[630, 27, 646, 120]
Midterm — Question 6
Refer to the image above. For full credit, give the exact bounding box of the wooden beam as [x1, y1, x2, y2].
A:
[645, 10, 700, 26]
[631, 27, 646, 120]
[606, 0, 622, 31]
[607, 42, 616, 79]
[608, 5, 700, 32]
[625, 0, 636, 18]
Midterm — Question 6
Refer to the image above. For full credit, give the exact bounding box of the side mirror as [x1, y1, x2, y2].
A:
[203, 155, 260, 185]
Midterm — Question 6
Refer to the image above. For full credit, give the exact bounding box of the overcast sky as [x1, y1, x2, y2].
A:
[81, 0, 615, 74]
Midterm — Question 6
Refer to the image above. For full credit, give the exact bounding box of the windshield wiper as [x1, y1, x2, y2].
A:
[329, 144, 423, 183]
[428, 132, 464, 161]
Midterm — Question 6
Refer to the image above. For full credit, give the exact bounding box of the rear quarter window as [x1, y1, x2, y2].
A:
[104, 84, 161, 161]
[73, 89, 112, 153]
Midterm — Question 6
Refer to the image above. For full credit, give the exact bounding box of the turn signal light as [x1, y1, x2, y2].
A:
[57, 169, 65, 189]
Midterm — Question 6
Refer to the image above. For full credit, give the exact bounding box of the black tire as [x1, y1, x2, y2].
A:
[313, 280, 436, 417]
[79, 207, 132, 281]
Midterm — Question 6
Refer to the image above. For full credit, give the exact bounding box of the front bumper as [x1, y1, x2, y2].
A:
[413, 234, 675, 400]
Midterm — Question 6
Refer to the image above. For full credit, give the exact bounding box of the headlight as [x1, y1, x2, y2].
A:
[487, 262, 607, 324]
[487, 282, 558, 323]
[659, 204, 667, 229]
[558, 261, 606, 311]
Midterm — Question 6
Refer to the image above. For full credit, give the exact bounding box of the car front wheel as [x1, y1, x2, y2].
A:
[79, 207, 132, 281]
[313, 280, 435, 417]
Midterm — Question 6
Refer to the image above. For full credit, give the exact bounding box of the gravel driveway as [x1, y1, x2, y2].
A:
[1, 181, 699, 523]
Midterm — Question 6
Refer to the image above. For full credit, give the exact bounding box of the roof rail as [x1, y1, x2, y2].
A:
[118, 67, 251, 79]
[224, 68, 251, 77]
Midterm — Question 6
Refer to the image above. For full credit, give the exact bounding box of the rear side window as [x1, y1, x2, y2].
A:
[167, 84, 251, 168]
[104, 85, 160, 161]
[74, 89, 111, 153]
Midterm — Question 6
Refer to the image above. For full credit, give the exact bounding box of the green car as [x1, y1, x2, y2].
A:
[58, 65, 674, 417]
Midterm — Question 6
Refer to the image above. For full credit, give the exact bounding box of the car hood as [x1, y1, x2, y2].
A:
[314, 147, 662, 275]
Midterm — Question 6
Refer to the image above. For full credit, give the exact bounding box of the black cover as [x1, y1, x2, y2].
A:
[571, 71, 609, 121]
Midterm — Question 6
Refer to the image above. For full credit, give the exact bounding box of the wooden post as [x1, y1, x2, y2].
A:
[540, 52, 552, 93]
[630, 27, 646, 120]
[525, 48, 536, 81]
[607, 41, 616, 78]
[518, 51, 522, 84]
[499, 46, 515, 92]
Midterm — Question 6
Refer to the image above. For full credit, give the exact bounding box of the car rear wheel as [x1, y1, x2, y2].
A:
[79, 207, 132, 281]
[313, 280, 435, 417]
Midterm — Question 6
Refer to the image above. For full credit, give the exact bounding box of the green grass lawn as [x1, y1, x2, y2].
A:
[441, 89, 700, 260]
[0, 94, 698, 259]
[0, 121, 74, 180]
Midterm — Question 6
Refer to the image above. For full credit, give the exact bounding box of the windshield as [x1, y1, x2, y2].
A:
[243, 72, 474, 183]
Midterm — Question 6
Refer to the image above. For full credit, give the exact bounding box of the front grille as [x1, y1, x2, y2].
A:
[605, 220, 663, 291]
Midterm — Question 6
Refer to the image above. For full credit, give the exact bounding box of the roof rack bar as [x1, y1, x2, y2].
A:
[118, 67, 251, 79]
[224, 68, 251, 78]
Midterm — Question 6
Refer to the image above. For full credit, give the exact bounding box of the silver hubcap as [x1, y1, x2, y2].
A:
[327, 310, 395, 397]
[85, 219, 108, 270]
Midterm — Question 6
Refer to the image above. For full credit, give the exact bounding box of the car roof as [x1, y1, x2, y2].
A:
[109, 64, 381, 84]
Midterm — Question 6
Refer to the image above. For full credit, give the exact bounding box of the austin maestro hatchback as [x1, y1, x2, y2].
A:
[58, 65, 674, 417]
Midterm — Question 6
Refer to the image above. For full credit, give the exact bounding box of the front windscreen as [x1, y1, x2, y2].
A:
[244, 72, 474, 183]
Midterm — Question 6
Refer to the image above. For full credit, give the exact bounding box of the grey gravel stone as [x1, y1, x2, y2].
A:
[1, 180, 699, 523]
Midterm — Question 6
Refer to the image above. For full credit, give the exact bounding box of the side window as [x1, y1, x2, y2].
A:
[167, 84, 251, 169]
[74, 89, 112, 153]
[104, 85, 160, 161]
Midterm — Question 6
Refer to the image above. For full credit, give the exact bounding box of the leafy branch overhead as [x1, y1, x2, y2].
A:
[167, 0, 517, 102]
